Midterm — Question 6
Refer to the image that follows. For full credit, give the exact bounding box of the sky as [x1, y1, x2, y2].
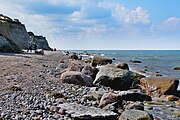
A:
[0, 0, 180, 50]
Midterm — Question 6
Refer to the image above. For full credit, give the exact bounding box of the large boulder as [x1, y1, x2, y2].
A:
[119, 110, 153, 120]
[60, 71, 93, 86]
[93, 65, 144, 90]
[0, 34, 21, 53]
[140, 77, 179, 97]
[92, 56, 112, 66]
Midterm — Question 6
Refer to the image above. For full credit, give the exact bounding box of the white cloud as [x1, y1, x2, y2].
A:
[162, 17, 180, 31]
[99, 2, 150, 24]
[150, 17, 180, 33]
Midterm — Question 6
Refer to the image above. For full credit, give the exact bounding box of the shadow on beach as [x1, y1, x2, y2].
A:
[0, 52, 35, 58]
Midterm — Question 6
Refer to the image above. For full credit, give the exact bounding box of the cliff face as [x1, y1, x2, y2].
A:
[0, 15, 30, 50]
[0, 34, 21, 52]
[0, 14, 51, 52]
[28, 32, 51, 50]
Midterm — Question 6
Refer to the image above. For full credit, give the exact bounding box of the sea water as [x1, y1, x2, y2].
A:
[73, 50, 180, 79]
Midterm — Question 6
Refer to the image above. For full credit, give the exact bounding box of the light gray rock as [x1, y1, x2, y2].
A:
[58, 103, 117, 120]
[119, 110, 153, 120]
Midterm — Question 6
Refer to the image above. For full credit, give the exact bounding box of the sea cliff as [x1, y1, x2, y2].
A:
[0, 14, 51, 52]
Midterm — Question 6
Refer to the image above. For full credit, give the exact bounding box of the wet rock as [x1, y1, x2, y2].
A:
[119, 91, 152, 101]
[99, 92, 122, 108]
[60, 71, 93, 86]
[119, 110, 153, 120]
[92, 56, 112, 66]
[94, 65, 144, 90]
[58, 103, 117, 120]
[130, 60, 142, 63]
[140, 77, 179, 97]
[115, 63, 129, 70]
[173, 67, 180, 70]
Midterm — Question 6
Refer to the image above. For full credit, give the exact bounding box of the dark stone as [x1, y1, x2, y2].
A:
[130, 60, 142, 63]
[174, 67, 180, 70]
[119, 91, 152, 101]
[70, 54, 79, 60]
[115, 63, 129, 70]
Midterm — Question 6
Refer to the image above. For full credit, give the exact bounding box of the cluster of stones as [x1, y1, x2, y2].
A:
[55, 53, 180, 119]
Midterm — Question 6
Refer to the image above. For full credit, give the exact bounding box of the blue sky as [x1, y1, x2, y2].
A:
[0, 0, 180, 50]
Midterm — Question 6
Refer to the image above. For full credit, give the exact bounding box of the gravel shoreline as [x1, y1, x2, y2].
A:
[0, 51, 180, 120]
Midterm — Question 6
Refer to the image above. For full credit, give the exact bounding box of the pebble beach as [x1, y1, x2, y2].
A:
[0, 51, 180, 120]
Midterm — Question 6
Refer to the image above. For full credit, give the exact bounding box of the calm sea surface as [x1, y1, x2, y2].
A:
[72, 50, 180, 79]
